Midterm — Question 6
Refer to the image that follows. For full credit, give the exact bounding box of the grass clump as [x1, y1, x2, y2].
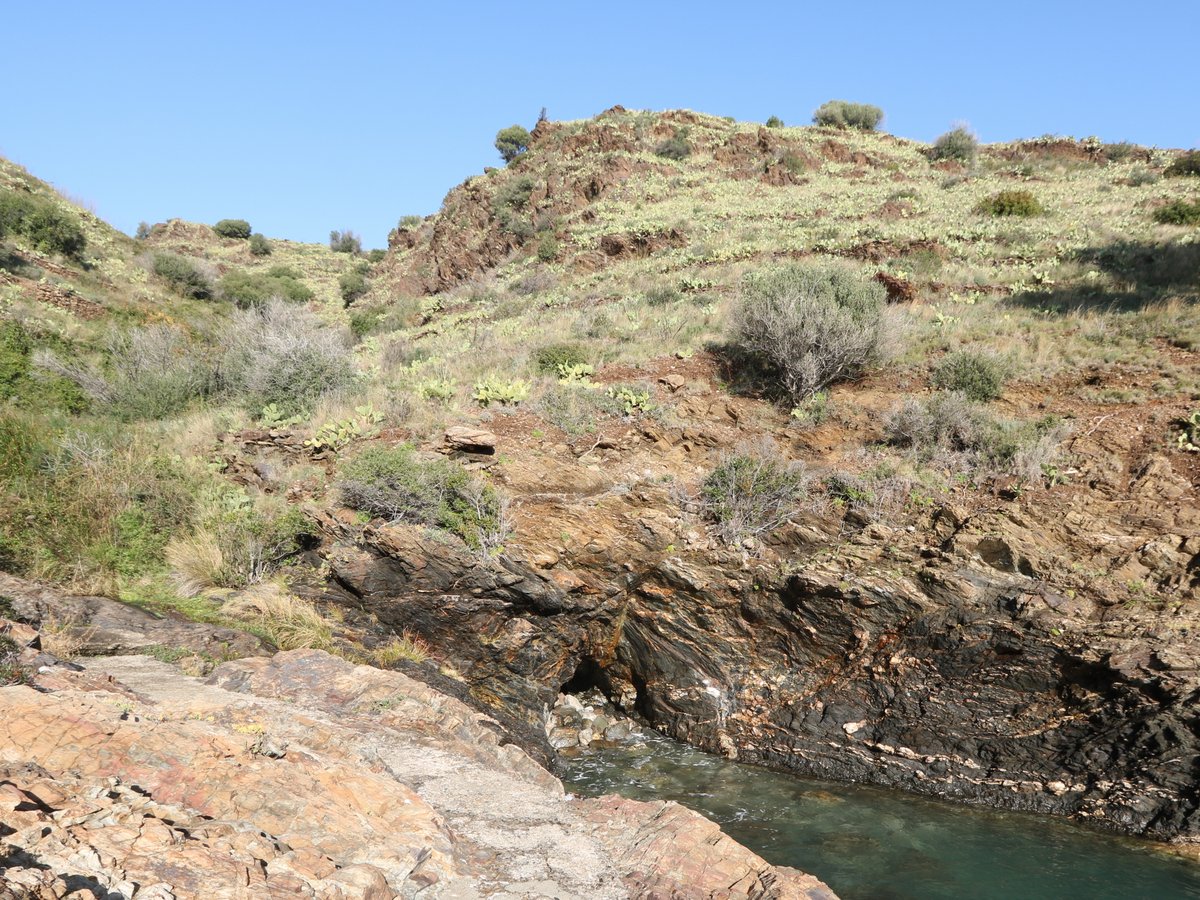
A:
[0, 190, 87, 259]
[702, 449, 809, 543]
[930, 127, 979, 165]
[213, 219, 251, 239]
[1154, 200, 1200, 226]
[1164, 151, 1200, 178]
[976, 190, 1044, 218]
[373, 631, 431, 666]
[812, 100, 883, 131]
[338, 444, 508, 551]
[932, 350, 1009, 402]
[219, 267, 314, 307]
[729, 262, 891, 402]
[223, 584, 332, 651]
[151, 252, 213, 299]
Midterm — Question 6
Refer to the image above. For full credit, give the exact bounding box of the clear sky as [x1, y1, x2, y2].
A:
[3, 1, 1196, 247]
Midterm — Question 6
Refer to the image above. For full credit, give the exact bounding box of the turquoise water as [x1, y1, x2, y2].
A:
[561, 732, 1200, 900]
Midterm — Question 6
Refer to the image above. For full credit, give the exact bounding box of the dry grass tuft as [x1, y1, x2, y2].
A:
[372, 631, 433, 667]
[223, 583, 333, 651]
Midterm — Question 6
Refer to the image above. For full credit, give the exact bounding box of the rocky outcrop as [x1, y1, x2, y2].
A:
[0, 645, 834, 898]
[320, 382, 1200, 845]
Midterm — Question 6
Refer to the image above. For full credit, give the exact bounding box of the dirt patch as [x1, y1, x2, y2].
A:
[599, 229, 687, 259]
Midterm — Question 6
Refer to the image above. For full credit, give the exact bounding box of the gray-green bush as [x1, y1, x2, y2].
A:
[730, 262, 891, 402]
[220, 299, 354, 415]
[151, 252, 213, 299]
[702, 450, 809, 543]
[931, 127, 979, 165]
[812, 100, 883, 131]
[213, 219, 252, 239]
[932, 350, 1009, 401]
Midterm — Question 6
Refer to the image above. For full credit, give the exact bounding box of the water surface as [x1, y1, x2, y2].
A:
[561, 732, 1200, 900]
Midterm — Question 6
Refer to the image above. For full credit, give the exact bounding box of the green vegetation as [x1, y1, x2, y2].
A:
[702, 450, 809, 543]
[219, 266, 314, 307]
[151, 251, 213, 299]
[0, 190, 87, 258]
[812, 100, 883, 131]
[1154, 200, 1200, 226]
[932, 350, 1009, 402]
[655, 128, 692, 160]
[338, 445, 507, 550]
[213, 218, 252, 239]
[765, 116, 784, 128]
[495, 125, 532, 163]
[248, 233, 272, 255]
[976, 190, 1044, 217]
[729, 262, 890, 402]
[931, 127, 979, 165]
[1164, 151, 1200, 178]
[329, 230, 362, 254]
[339, 267, 369, 303]
[534, 343, 588, 374]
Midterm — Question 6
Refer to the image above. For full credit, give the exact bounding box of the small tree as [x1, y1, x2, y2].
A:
[248, 233, 271, 256]
[931, 126, 979, 165]
[1164, 150, 1200, 178]
[213, 219, 252, 239]
[495, 125, 532, 164]
[329, 230, 362, 254]
[135, 221, 152, 240]
[730, 262, 889, 402]
[765, 115, 784, 128]
[812, 100, 884, 131]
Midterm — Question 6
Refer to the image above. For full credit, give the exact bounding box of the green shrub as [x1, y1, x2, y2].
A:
[495, 125, 532, 164]
[702, 450, 809, 543]
[765, 115, 784, 128]
[348, 307, 384, 339]
[218, 268, 313, 307]
[472, 374, 530, 407]
[932, 351, 1009, 401]
[495, 175, 535, 212]
[135, 221, 152, 240]
[1102, 142, 1139, 163]
[976, 190, 1044, 217]
[367, 248, 386, 263]
[213, 219, 252, 239]
[536, 233, 559, 262]
[338, 445, 507, 550]
[329, 230, 362, 254]
[534, 343, 588, 374]
[248, 233, 272, 256]
[220, 299, 354, 415]
[0, 191, 87, 259]
[931, 127, 979, 165]
[339, 268, 369, 304]
[1126, 169, 1159, 187]
[0, 322, 87, 412]
[1154, 200, 1200, 226]
[654, 128, 692, 160]
[645, 285, 682, 306]
[1164, 151, 1200, 178]
[397, 214, 423, 229]
[151, 252, 213, 299]
[730, 262, 890, 402]
[812, 100, 883, 131]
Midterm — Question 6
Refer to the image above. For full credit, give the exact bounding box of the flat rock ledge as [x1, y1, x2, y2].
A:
[0, 649, 836, 899]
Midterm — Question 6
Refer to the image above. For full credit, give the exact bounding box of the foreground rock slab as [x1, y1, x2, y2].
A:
[0, 649, 836, 899]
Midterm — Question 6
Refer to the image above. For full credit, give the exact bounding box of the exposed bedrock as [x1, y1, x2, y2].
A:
[328, 518, 1200, 844]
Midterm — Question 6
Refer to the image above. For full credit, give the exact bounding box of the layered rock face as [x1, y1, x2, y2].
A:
[323, 382, 1200, 844]
[0, 639, 834, 899]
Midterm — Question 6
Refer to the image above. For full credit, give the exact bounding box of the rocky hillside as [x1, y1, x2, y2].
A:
[1, 104, 1199, 875]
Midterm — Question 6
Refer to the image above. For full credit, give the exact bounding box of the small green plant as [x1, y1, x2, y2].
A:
[702, 451, 809, 543]
[397, 214, 423, 229]
[534, 343, 587, 374]
[473, 374, 530, 407]
[1175, 411, 1200, 452]
[337, 444, 508, 550]
[930, 127, 979, 165]
[305, 405, 384, 452]
[1102, 142, 1139, 163]
[654, 127, 692, 161]
[417, 377, 456, 403]
[0, 190, 87, 259]
[151, 252, 213, 299]
[812, 100, 883, 131]
[556, 362, 596, 385]
[339, 267, 369, 304]
[790, 391, 830, 426]
[495, 125, 532, 163]
[213, 219, 252, 239]
[607, 385, 652, 415]
[1154, 200, 1200, 226]
[135, 221, 152, 240]
[219, 267, 313, 307]
[765, 115, 784, 128]
[258, 403, 305, 429]
[1164, 151, 1200, 178]
[329, 230, 362, 254]
[932, 351, 1009, 402]
[536, 232, 559, 262]
[248, 233, 271, 256]
[976, 190, 1044, 217]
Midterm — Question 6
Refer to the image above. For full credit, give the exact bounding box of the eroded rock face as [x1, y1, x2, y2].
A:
[0, 647, 833, 898]
[322, 391, 1200, 845]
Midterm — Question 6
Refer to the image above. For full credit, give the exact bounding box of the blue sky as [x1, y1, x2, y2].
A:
[3, 1, 1196, 247]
